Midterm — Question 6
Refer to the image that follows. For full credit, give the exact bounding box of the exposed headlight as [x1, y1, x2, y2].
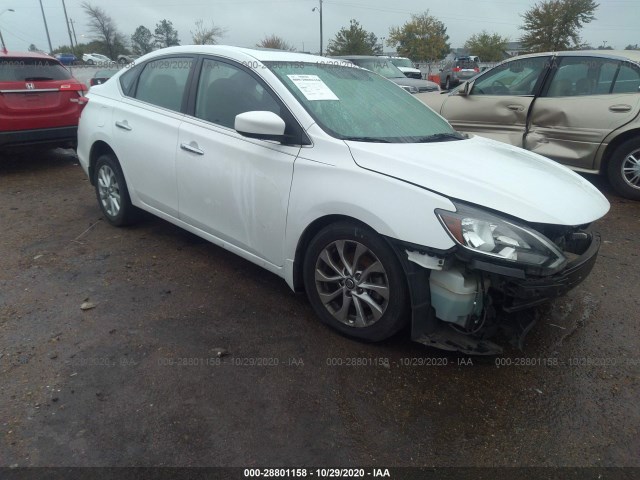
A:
[436, 205, 566, 270]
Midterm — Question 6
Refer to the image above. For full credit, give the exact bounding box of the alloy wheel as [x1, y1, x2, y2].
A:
[97, 164, 121, 218]
[314, 239, 390, 328]
[621, 148, 640, 189]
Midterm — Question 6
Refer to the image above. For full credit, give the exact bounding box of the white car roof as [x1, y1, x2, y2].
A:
[138, 45, 328, 64]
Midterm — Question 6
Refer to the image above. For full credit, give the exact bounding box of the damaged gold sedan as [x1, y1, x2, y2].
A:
[419, 50, 640, 200]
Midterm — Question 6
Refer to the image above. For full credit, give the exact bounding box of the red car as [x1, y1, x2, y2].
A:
[0, 51, 87, 149]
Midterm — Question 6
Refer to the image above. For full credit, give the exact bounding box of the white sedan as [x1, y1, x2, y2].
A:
[82, 53, 113, 65]
[77, 46, 609, 354]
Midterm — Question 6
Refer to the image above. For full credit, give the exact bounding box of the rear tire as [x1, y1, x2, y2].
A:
[607, 137, 640, 201]
[93, 153, 139, 226]
[303, 222, 409, 342]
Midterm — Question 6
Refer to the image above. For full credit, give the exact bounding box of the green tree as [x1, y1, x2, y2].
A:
[28, 44, 39, 52]
[81, 2, 127, 59]
[624, 44, 639, 50]
[191, 19, 226, 45]
[257, 34, 295, 51]
[325, 19, 381, 56]
[154, 19, 180, 48]
[520, 0, 599, 52]
[131, 25, 154, 55]
[464, 31, 508, 62]
[387, 11, 450, 62]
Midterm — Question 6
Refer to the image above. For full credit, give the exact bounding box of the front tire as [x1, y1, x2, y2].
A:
[93, 154, 139, 226]
[607, 137, 640, 201]
[303, 222, 409, 342]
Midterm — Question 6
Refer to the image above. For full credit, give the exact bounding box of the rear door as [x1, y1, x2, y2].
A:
[439, 55, 551, 146]
[526, 56, 640, 170]
[0, 57, 85, 131]
[111, 56, 194, 217]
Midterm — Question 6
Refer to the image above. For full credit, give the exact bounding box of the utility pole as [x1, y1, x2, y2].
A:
[0, 9, 15, 53]
[69, 19, 78, 46]
[38, 0, 53, 54]
[312, 0, 323, 56]
[61, 0, 74, 52]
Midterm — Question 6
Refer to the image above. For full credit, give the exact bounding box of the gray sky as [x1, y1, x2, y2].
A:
[1, 0, 638, 54]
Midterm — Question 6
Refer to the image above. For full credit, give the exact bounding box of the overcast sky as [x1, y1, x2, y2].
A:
[1, 0, 638, 55]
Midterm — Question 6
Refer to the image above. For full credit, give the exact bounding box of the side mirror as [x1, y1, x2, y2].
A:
[235, 111, 286, 142]
[457, 81, 472, 96]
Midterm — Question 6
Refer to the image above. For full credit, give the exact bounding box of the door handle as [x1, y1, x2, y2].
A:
[180, 142, 204, 155]
[506, 104, 524, 111]
[609, 104, 632, 112]
[115, 120, 132, 131]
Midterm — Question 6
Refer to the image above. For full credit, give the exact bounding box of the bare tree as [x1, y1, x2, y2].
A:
[257, 34, 296, 51]
[191, 19, 226, 45]
[81, 2, 125, 59]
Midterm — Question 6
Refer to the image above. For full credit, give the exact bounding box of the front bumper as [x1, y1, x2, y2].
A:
[498, 232, 601, 312]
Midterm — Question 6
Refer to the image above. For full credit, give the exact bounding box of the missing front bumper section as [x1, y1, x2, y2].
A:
[394, 231, 601, 354]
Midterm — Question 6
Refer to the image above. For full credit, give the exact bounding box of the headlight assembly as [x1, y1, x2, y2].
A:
[436, 204, 566, 270]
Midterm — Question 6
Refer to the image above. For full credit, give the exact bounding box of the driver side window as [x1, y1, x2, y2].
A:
[472, 56, 549, 96]
[194, 59, 281, 129]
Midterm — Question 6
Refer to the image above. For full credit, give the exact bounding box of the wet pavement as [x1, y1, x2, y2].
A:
[0, 148, 639, 468]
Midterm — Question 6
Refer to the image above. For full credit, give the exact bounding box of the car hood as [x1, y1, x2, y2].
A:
[345, 135, 610, 226]
[391, 77, 439, 90]
[397, 66, 421, 74]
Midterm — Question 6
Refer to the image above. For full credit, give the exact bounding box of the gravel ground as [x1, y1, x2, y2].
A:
[0, 147, 639, 470]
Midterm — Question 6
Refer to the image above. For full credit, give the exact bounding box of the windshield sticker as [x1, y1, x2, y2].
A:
[287, 75, 339, 101]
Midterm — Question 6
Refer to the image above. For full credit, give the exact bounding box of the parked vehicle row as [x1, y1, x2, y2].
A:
[331, 55, 439, 93]
[419, 50, 640, 200]
[76, 46, 609, 354]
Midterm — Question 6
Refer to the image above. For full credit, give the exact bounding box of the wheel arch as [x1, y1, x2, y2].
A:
[291, 214, 373, 293]
[599, 128, 640, 173]
[88, 141, 117, 185]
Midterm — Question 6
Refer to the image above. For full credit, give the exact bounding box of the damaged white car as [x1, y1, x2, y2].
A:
[77, 46, 610, 354]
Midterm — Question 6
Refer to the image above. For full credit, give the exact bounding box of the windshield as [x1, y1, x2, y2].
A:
[347, 58, 404, 79]
[0, 58, 72, 81]
[267, 62, 456, 143]
[390, 58, 414, 69]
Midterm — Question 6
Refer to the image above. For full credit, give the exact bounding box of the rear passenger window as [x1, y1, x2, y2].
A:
[134, 57, 193, 111]
[547, 57, 618, 97]
[613, 63, 640, 93]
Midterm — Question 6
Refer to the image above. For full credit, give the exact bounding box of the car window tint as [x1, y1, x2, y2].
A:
[0, 58, 72, 81]
[472, 56, 548, 96]
[194, 59, 280, 128]
[597, 62, 618, 94]
[134, 57, 193, 111]
[613, 63, 640, 93]
[547, 57, 617, 97]
[119, 64, 143, 96]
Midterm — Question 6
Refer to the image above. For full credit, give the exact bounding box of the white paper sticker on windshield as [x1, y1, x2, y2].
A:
[287, 74, 339, 101]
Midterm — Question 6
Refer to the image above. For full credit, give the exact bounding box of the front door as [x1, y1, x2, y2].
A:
[176, 58, 302, 267]
[440, 55, 550, 147]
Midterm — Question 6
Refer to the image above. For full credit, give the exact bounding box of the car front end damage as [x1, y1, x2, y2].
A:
[389, 202, 601, 355]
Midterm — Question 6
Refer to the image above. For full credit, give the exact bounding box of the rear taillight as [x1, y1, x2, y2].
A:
[453, 67, 461, 72]
[474, 68, 480, 72]
[89, 78, 97, 86]
[65, 83, 88, 104]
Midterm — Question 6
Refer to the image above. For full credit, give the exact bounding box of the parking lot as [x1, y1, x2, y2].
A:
[1, 146, 639, 469]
